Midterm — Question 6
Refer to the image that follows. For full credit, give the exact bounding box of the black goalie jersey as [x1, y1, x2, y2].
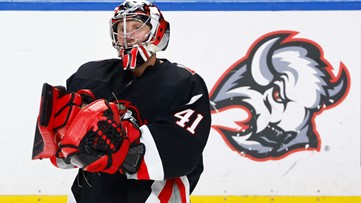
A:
[67, 58, 211, 203]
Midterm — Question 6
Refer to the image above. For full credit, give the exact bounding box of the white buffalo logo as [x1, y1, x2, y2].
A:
[210, 31, 350, 160]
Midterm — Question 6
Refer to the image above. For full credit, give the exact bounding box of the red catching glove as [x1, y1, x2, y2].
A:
[59, 99, 130, 174]
[32, 83, 95, 161]
[58, 100, 145, 174]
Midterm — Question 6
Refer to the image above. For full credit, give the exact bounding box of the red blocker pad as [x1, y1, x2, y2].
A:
[32, 83, 66, 160]
[32, 83, 90, 160]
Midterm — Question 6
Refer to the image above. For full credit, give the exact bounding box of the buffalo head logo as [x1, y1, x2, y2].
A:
[210, 31, 350, 161]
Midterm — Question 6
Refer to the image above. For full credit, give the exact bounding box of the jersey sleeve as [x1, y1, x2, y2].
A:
[127, 73, 211, 181]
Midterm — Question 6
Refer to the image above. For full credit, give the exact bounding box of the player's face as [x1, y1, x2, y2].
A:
[117, 19, 151, 48]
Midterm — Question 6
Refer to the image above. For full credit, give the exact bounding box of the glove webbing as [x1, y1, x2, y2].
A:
[80, 119, 125, 156]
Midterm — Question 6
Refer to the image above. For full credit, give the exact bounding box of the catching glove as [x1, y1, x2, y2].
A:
[59, 99, 145, 174]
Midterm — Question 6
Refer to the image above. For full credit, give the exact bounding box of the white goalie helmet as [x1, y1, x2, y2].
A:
[110, 0, 170, 70]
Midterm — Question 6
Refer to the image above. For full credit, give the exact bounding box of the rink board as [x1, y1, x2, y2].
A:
[1, 195, 361, 203]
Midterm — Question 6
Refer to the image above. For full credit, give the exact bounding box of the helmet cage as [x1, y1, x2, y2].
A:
[109, 0, 170, 57]
[111, 14, 153, 49]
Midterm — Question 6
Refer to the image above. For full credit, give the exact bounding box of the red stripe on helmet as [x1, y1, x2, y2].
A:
[152, 20, 167, 46]
[121, 50, 130, 70]
[138, 44, 150, 59]
[130, 47, 139, 69]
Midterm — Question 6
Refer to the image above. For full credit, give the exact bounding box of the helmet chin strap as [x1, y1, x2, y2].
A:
[120, 44, 152, 70]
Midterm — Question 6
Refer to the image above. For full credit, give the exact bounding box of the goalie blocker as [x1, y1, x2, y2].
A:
[32, 83, 145, 174]
[32, 83, 94, 160]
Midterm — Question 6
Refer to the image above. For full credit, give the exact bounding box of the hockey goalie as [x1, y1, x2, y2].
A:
[32, 1, 211, 202]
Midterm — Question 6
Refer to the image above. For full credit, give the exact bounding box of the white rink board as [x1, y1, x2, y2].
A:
[0, 10, 360, 199]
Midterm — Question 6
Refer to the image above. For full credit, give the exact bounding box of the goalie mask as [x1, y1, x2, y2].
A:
[110, 0, 170, 70]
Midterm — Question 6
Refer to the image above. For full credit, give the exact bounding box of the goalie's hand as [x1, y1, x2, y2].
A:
[59, 99, 136, 174]
[59, 100, 145, 174]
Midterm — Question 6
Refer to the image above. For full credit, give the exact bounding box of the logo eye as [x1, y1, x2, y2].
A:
[272, 87, 283, 103]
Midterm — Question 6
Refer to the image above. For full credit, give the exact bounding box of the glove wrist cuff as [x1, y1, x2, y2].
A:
[121, 143, 145, 174]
